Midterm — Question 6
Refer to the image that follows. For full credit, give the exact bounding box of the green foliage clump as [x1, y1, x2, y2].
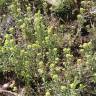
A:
[0, 0, 96, 96]
[46, 0, 74, 12]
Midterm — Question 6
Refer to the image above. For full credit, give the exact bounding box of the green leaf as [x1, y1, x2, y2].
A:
[0, 0, 5, 6]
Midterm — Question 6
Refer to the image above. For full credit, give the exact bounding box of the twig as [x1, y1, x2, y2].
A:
[0, 89, 17, 96]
